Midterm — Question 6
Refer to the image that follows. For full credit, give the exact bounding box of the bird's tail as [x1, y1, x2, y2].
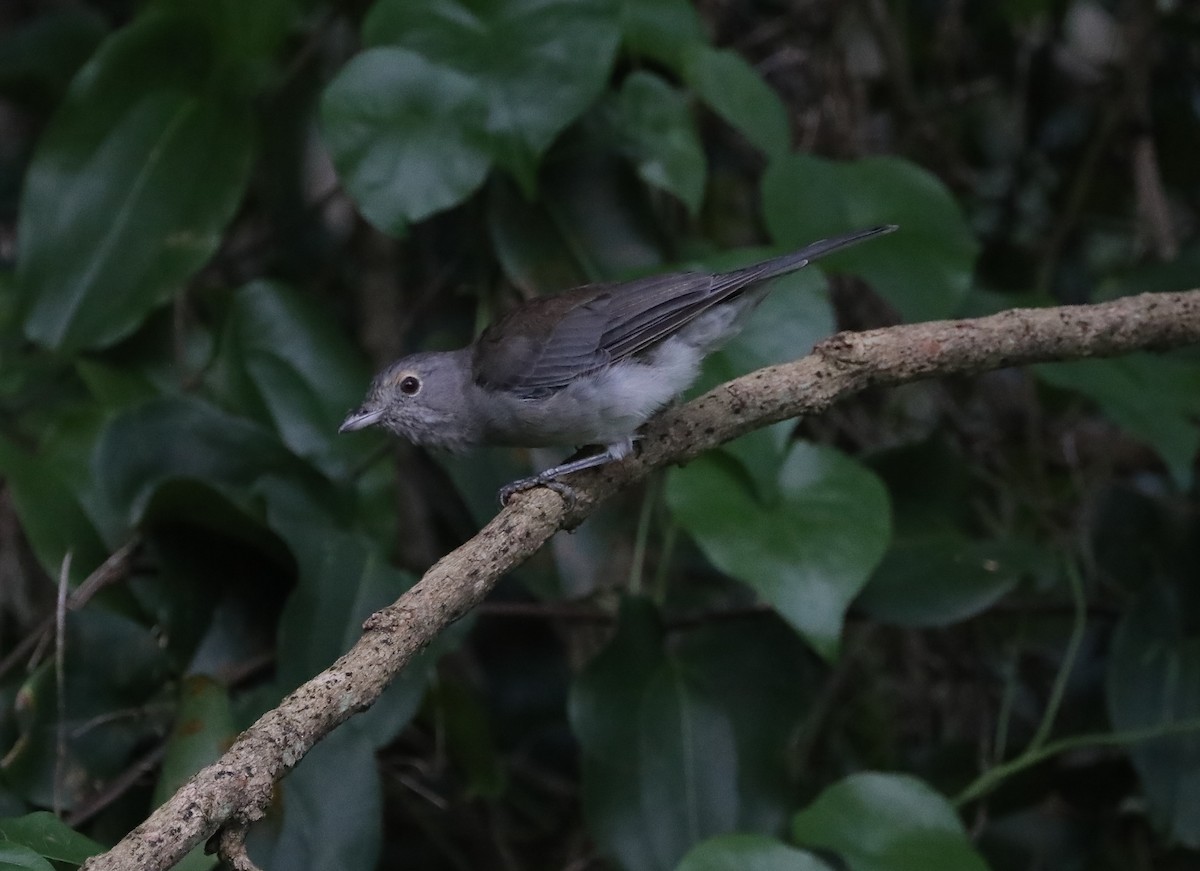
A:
[725, 224, 897, 285]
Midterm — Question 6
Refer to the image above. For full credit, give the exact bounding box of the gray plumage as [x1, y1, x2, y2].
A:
[341, 225, 896, 500]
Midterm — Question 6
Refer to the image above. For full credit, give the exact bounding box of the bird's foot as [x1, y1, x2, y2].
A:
[498, 475, 577, 509]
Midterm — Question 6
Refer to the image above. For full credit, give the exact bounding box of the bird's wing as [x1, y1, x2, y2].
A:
[471, 270, 722, 395]
[472, 226, 897, 395]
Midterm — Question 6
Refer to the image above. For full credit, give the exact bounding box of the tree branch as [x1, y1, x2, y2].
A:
[82, 289, 1200, 871]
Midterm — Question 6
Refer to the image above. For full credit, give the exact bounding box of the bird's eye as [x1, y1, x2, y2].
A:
[399, 375, 421, 396]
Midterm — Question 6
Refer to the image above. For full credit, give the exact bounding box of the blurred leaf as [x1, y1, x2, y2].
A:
[432, 678, 505, 799]
[214, 280, 372, 477]
[93, 396, 302, 528]
[487, 145, 666, 294]
[791, 773, 989, 871]
[1107, 584, 1200, 847]
[618, 0, 706, 69]
[0, 843, 55, 871]
[681, 46, 789, 161]
[249, 723, 382, 871]
[571, 599, 814, 871]
[762, 154, 978, 321]
[363, 0, 620, 193]
[857, 535, 1029, 627]
[262, 479, 460, 746]
[608, 72, 706, 214]
[695, 267, 835, 498]
[15, 9, 254, 352]
[1034, 353, 1200, 489]
[677, 834, 833, 871]
[667, 443, 891, 659]
[152, 676, 235, 806]
[320, 46, 491, 231]
[0, 434, 107, 583]
[4, 610, 170, 809]
[0, 812, 104, 864]
[148, 677, 233, 871]
[0, 9, 106, 106]
[163, 0, 294, 76]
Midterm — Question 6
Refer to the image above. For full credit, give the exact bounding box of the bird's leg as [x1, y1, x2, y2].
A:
[498, 439, 634, 507]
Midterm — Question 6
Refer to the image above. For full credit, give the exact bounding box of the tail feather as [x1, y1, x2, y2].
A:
[724, 224, 897, 285]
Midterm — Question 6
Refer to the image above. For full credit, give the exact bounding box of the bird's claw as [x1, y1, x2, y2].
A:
[498, 476, 578, 509]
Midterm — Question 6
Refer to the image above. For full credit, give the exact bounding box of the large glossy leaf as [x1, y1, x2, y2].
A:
[92, 396, 302, 527]
[570, 599, 815, 871]
[214, 281, 373, 477]
[791, 773, 989, 871]
[681, 46, 790, 161]
[0, 9, 106, 106]
[667, 443, 891, 659]
[150, 677, 234, 871]
[608, 72, 706, 214]
[1035, 353, 1200, 489]
[363, 0, 620, 193]
[618, 0, 705, 70]
[152, 677, 236, 807]
[248, 723, 383, 871]
[15, 9, 254, 352]
[0, 813, 104, 865]
[0, 435, 107, 583]
[677, 835, 833, 871]
[486, 145, 665, 295]
[694, 265, 836, 499]
[320, 46, 491, 232]
[762, 154, 978, 321]
[262, 478, 460, 747]
[0, 843, 55, 871]
[1107, 584, 1200, 847]
[857, 535, 1029, 627]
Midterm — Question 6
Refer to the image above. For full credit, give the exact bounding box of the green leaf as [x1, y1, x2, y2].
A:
[857, 535, 1029, 627]
[153, 677, 235, 807]
[486, 147, 666, 294]
[93, 396, 301, 527]
[3, 610, 170, 809]
[0, 843, 55, 871]
[570, 599, 815, 871]
[618, 0, 706, 70]
[214, 280, 373, 477]
[363, 0, 620, 193]
[261, 478, 459, 747]
[608, 72, 706, 213]
[250, 723, 383, 871]
[1034, 353, 1200, 489]
[762, 154, 978, 321]
[677, 834, 833, 871]
[0, 813, 104, 864]
[694, 267, 835, 500]
[149, 677, 232, 871]
[667, 443, 891, 659]
[1107, 584, 1200, 847]
[0, 9, 106, 106]
[681, 46, 789, 161]
[0, 435, 108, 583]
[15, 9, 254, 352]
[791, 773, 989, 871]
[320, 46, 491, 231]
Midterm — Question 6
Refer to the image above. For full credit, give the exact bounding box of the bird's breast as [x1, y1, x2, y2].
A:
[472, 338, 706, 448]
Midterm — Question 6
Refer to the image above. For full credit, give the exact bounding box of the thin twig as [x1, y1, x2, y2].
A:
[54, 551, 72, 817]
[0, 537, 141, 681]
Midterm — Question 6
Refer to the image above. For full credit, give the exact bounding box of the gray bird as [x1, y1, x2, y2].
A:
[340, 224, 896, 503]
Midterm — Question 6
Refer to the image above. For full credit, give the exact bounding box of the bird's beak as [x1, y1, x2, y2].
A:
[339, 407, 384, 433]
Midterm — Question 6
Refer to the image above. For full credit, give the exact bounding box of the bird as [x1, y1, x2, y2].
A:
[340, 224, 896, 504]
